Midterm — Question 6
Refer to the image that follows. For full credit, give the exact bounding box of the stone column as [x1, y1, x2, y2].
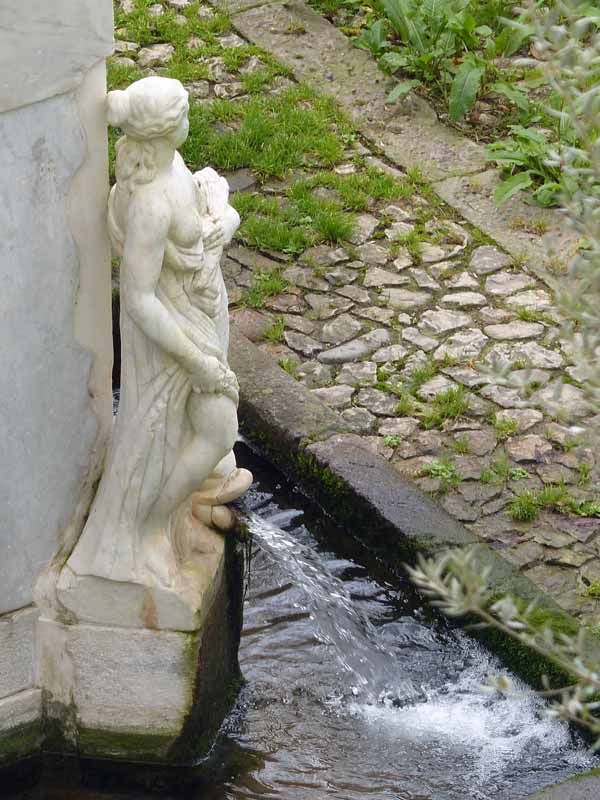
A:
[0, 0, 114, 764]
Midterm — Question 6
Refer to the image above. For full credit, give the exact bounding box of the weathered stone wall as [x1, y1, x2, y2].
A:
[0, 0, 114, 761]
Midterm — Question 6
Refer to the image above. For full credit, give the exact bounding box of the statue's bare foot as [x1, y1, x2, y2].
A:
[194, 467, 252, 506]
[191, 502, 236, 532]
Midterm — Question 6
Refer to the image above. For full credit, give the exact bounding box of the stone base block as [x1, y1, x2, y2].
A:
[0, 608, 42, 765]
[0, 689, 43, 765]
[39, 537, 244, 764]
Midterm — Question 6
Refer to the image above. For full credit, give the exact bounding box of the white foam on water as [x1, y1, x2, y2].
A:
[350, 637, 593, 787]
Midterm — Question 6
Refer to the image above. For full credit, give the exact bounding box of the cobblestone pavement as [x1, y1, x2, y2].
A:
[114, 0, 600, 625]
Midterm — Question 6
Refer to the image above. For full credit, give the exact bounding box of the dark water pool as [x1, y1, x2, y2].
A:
[8, 444, 595, 800]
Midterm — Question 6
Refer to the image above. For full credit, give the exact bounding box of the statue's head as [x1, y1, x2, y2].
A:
[107, 77, 190, 191]
[107, 76, 189, 146]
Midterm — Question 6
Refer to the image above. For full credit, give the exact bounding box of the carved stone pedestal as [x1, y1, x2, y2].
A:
[39, 515, 244, 764]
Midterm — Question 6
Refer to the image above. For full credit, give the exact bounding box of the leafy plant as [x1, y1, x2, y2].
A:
[486, 125, 566, 206]
[420, 458, 462, 492]
[383, 434, 403, 447]
[371, 0, 518, 118]
[355, 18, 390, 55]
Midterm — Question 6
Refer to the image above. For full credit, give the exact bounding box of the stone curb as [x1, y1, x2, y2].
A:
[212, 0, 579, 274]
[526, 772, 600, 799]
[230, 326, 600, 691]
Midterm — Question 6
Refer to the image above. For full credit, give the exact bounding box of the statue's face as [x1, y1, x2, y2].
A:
[171, 110, 189, 148]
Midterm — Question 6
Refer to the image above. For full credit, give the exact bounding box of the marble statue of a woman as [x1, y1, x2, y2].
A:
[64, 76, 252, 592]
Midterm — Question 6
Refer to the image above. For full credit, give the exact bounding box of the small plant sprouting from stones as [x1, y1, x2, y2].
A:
[419, 458, 461, 493]
[406, 548, 600, 746]
[509, 485, 600, 522]
[450, 434, 470, 455]
[395, 393, 416, 417]
[421, 386, 469, 430]
[383, 434, 403, 448]
[492, 414, 519, 441]
[245, 268, 288, 309]
[278, 357, 299, 379]
[263, 316, 285, 342]
[481, 457, 529, 484]
[509, 490, 539, 522]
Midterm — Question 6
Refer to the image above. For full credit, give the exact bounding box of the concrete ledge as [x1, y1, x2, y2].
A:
[231, 326, 600, 688]
[527, 772, 600, 799]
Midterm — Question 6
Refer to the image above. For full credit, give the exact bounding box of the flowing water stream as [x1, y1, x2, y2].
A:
[10, 444, 596, 799]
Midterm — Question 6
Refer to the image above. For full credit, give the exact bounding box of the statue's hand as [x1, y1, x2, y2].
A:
[191, 357, 239, 404]
[203, 219, 227, 251]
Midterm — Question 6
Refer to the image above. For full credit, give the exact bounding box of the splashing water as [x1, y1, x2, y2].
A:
[230, 463, 595, 800]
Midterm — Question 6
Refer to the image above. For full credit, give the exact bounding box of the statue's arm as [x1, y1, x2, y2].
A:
[192, 168, 240, 250]
[122, 190, 207, 376]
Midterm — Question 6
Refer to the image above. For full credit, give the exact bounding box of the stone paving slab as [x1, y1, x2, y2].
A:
[435, 171, 580, 280]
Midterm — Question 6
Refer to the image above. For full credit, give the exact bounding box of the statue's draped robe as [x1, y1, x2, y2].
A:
[68, 166, 233, 583]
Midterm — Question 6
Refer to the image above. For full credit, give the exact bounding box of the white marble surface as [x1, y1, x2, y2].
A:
[0, 608, 38, 700]
[0, 68, 113, 615]
[0, 1, 113, 113]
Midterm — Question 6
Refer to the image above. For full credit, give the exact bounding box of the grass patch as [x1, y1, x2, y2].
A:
[263, 316, 285, 342]
[404, 360, 438, 396]
[244, 268, 288, 308]
[278, 357, 299, 378]
[509, 490, 539, 522]
[516, 308, 555, 325]
[509, 484, 600, 522]
[232, 190, 353, 254]
[182, 84, 354, 177]
[481, 457, 529, 483]
[395, 393, 416, 416]
[292, 168, 410, 212]
[421, 386, 469, 430]
[450, 435, 470, 455]
[115, 0, 231, 48]
[420, 458, 461, 493]
[492, 415, 519, 441]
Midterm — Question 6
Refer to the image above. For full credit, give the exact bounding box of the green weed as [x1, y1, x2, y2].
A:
[493, 415, 519, 441]
[278, 357, 299, 378]
[264, 316, 285, 342]
[421, 386, 469, 430]
[383, 435, 403, 448]
[245, 268, 288, 308]
[420, 458, 461, 493]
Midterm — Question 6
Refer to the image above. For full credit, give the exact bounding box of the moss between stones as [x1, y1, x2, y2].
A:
[78, 727, 175, 763]
[0, 720, 43, 764]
